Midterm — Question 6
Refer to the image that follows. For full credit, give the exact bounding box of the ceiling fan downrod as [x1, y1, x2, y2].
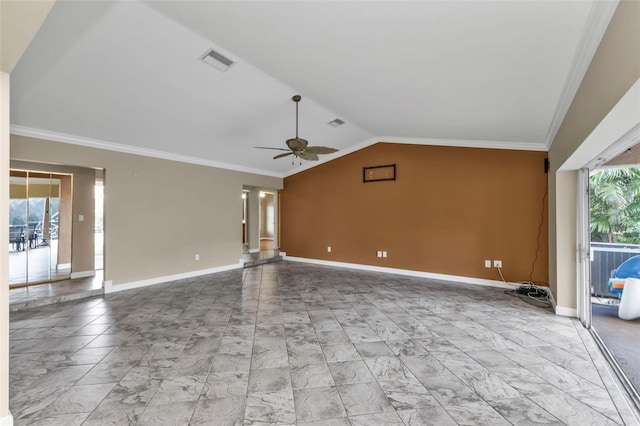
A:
[292, 95, 301, 139]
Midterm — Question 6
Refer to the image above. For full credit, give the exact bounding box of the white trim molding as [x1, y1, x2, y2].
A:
[56, 263, 71, 271]
[562, 78, 640, 171]
[10, 125, 282, 178]
[0, 412, 13, 426]
[103, 261, 243, 294]
[544, 0, 619, 148]
[284, 136, 547, 177]
[555, 305, 578, 317]
[12, 125, 548, 181]
[70, 270, 96, 279]
[283, 255, 517, 290]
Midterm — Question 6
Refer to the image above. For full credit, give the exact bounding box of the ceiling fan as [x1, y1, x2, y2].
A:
[255, 95, 339, 163]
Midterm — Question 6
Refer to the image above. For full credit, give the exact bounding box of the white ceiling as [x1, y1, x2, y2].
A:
[10, 0, 616, 177]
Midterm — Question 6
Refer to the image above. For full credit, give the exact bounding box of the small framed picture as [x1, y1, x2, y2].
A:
[363, 164, 396, 183]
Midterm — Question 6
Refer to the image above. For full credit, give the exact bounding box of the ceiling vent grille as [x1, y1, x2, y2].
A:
[328, 118, 346, 127]
[200, 48, 234, 72]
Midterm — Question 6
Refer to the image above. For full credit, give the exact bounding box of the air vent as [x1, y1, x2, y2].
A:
[328, 118, 345, 127]
[200, 48, 234, 72]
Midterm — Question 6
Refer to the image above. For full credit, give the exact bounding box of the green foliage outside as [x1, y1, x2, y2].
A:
[590, 167, 640, 244]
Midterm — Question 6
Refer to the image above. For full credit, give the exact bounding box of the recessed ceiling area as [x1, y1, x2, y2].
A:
[9, 1, 616, 177]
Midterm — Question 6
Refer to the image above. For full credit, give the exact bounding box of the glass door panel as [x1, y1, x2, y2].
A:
[9, 174, 28, 285]
[9, 170, 68, 287]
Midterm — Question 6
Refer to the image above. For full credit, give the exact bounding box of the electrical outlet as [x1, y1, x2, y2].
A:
[382, 251, 387, 258]
[377, 251, 382, 258]
[493, 260, 502, 268]
[327, 246, 332, 253]
[485, 260, 492, 268]
[195, 254, 200, 261]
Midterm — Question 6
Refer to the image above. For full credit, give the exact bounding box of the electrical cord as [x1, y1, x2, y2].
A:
[496, 266, 552, 307]
[529, 172, 549, 284]
[493, 170, 550, 308]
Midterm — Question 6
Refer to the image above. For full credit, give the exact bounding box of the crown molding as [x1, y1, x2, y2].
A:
[544, 0, 619, 149]
[11, 125, 547, 180]
[10, 125, 284, 178]
[378, 136, 546, 152]
[283, 136, 546, 178]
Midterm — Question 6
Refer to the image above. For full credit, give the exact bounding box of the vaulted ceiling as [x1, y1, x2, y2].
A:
[10, 1, 616, 177]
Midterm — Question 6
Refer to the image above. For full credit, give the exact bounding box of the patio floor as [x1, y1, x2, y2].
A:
[591, 301, 640, 395]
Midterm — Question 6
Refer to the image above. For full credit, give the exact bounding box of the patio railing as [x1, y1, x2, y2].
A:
[591, 242, 640, 298]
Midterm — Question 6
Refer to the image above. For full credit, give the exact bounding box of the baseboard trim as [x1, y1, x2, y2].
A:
[0, 412, 13, 426]
[547, 287, 558, 312]
[103, 262, 243, 294]
[555, 305, 578, 317]
[282, 255, 517, 290]
[70, 270, 96, 279]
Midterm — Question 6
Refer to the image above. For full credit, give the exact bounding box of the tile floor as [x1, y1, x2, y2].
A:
[9, 262, 639, 425]
[9, 271, 104, 312]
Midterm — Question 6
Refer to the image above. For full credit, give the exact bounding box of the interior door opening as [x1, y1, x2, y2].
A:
[241, 187, 279, 265]
[259, 191, 275, 251]
[95, 177, 104, 271]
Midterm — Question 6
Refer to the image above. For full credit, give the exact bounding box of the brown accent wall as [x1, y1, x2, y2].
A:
[281, 143, 549, 284]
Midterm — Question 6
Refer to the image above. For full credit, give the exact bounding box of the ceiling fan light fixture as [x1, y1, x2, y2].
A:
[255, 95, 339, 163]
[200, 48, 234, 72]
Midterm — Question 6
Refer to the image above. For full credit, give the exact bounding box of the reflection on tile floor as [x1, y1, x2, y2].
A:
[9, 262, 639, 425]
[9, 271, 103, 312]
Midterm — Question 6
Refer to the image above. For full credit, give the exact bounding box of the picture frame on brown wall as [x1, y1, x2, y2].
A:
[363, 164, 396, 183]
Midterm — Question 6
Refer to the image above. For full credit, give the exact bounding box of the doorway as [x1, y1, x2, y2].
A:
[587, 164, 640, 400]
[241, 187, 280, 266]
[259, 191, 275, 251]
[569, 80, 640, 412]
[8, 170, 72, 287]
[95, 177, 104, 271]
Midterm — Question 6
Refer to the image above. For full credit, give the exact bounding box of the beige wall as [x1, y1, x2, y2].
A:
[282, 143, 549, 284]
[548, 0, 640, 309]
[11, 135, 282, 285]
[0, 0, 55, 73]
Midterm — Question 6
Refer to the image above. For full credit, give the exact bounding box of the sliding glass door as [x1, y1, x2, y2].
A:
[8, 170, 71, 287]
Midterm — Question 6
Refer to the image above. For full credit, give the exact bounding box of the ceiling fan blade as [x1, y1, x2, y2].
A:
[255, 147, 290, 151]
[273, 152, 293, 160]
[286, 138, 308, 151]
[304, 146, 339, 155]
[299, 151, 319, 161]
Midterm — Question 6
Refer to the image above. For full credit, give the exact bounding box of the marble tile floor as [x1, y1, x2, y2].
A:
[8, 261, 640, 425]
[243, 249, 281, 268]
[9, 271, 104, 312]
